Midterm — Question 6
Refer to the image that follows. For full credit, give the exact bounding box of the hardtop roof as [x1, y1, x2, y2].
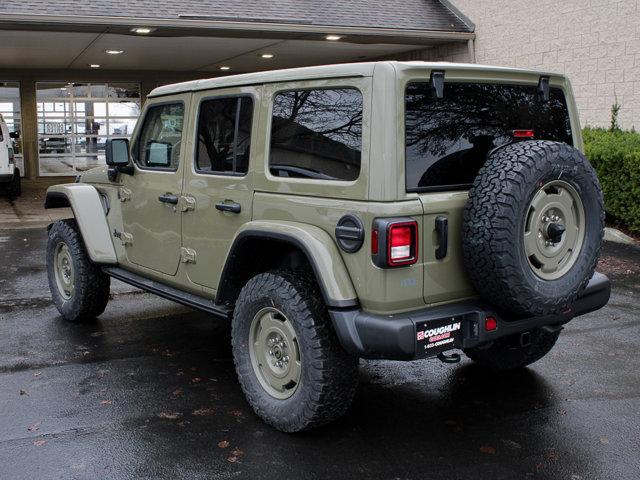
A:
[149, 61, 564, 97]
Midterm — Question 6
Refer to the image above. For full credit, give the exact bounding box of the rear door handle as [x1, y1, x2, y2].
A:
[435, 215, 448, 260]
[158, 193, 179, 205]
[215, 201, 241, 214]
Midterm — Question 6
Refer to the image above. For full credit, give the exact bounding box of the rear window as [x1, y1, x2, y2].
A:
[405, 82, 573, 191]
[269, 88, 362, 181]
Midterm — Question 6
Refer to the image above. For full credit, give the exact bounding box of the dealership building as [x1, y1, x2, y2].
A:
[1, 1, 637, 188]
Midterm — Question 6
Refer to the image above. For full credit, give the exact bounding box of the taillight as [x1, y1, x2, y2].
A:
[371, 218, 418, 268]
[513, 129, 535, 139]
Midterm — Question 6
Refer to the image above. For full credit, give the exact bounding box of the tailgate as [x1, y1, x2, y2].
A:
[418, 191, 476, 305]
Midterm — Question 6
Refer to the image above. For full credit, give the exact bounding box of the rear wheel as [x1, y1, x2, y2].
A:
[231, 270, 358, 432]
[46, 219, 110, 322]
[463, 328, 560, 370]
[6, 168, 20, 198]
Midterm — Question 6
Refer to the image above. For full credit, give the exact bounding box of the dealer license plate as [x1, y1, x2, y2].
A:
[415, 316, 463, 358]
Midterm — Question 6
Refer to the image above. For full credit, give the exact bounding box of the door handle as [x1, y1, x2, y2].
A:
[158, 193, 179, 205]
[215, 201, 241, 214]
[435, 215, 448, 260]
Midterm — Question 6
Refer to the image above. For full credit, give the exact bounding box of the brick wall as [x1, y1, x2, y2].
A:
[446, 0, 640, 129]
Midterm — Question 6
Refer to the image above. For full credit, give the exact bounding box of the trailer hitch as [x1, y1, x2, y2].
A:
[437, 351, 461, 363]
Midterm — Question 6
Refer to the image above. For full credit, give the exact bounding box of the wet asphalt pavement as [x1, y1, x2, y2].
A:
[1, 228, 639, 480]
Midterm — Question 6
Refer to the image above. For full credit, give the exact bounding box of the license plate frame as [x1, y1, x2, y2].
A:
[415, 316, 463, 358]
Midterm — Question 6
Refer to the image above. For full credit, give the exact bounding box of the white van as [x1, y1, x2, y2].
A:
[0, 113, 20, 197]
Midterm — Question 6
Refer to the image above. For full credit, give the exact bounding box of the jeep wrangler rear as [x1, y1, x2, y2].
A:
[44, 62, 610, 432]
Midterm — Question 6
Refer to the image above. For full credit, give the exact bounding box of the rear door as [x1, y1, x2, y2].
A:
[404, 79, 574, 305]
[119, 96, 189, 275]
[181, 87, 257, 289]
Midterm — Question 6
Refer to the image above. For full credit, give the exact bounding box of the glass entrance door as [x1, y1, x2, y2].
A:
[36, 82, 141, 176]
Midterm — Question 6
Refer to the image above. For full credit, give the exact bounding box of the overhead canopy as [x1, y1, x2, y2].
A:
[0, 0, 473, 73]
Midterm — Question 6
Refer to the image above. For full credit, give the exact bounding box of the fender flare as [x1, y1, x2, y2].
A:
[218, 220, 358, 309]
[44, 184, 117, 264]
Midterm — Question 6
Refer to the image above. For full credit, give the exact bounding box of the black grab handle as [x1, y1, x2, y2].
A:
[435, 215, 448, 260]
[158, 193, 179, 204]
[215, 202, 241, 214]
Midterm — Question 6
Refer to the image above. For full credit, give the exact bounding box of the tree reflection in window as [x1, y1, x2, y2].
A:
[405, 83, 573, 190]
[270, 88, 362, 181]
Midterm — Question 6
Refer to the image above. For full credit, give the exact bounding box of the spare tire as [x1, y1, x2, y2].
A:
[462, 140, 604, 317]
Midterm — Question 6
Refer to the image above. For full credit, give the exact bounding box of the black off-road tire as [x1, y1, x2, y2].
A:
[46, 219, 110, 322]
[231, 270, 359, 432]
[462, 140, 604, 316]
[6, 168, 21, 198]
[464, 328, 561, 370]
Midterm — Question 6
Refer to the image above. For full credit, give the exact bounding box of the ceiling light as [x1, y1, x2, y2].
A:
[260, 53, 274, 59]
[219, 66, 231, 71]
[105, 49, 124, 55]
[131, 27, 154, 34]
[325, 34, 343, 41]
[89, 64, 101, 68]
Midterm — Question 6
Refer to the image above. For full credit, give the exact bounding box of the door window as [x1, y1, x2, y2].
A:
[134, 103, 185, 170]
[195, 96, 253, 175]
[269, 88, 362, 181]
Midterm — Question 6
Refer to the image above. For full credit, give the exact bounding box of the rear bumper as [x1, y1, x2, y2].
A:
[0, 172, 14, 182]
[329, 272, 611, 360]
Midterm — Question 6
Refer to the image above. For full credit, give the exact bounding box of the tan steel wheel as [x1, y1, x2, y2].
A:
[53, 242, 74, 299]
[248, 307, 302, 400]
[523, 180, 586, 280]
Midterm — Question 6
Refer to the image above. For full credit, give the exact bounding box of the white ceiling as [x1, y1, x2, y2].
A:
[0, 29, 423, 72]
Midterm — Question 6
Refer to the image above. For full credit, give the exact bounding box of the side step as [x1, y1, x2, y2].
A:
[103, 266, 232, 320]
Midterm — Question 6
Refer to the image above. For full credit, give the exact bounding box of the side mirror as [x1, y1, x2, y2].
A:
[9, 131, 20, 139]
[106, 138, 133, 180]
[106, 138, 130, 166]
[145, 140, 172, 167]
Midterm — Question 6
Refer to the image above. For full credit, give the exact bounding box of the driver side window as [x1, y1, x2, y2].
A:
[135, 103, 184, 170]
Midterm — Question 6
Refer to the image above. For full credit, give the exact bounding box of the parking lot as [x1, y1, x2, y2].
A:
[1, 218, 639, 479]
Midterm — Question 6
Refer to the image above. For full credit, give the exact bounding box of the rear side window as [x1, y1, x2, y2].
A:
[269, 88, 362, 181]
[135, 103, 184, 170]
[196, 96, 253, 175]
[405, 82, 573, 191]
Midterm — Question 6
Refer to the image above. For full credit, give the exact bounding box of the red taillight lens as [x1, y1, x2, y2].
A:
[387, 221, 418, 266]
[485, 316, 497, 331]
[513, 129, 535, 138]
[371, 228, 379, 255]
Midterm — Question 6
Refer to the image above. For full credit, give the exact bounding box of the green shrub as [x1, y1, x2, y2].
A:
[583, 127, 640, 233]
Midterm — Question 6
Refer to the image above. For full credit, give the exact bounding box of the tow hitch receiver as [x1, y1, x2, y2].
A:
[437, 351, 461, 363]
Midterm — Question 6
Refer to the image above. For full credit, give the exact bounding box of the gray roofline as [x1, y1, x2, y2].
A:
[0, 13, 475, 40]
[437, 0, 475, 32]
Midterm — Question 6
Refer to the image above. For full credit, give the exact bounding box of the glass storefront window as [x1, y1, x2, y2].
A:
[36, 82, 141, 175]
[0, 81, 24, 175]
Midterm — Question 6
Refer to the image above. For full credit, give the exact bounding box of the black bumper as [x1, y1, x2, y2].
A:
[0, 172, 14, 183]
[329, 272, 611, 360]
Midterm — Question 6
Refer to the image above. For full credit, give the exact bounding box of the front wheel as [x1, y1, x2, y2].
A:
[46, 219, 110, 322]
[231, 271, 358, 432]
[463, 328, 561, 370]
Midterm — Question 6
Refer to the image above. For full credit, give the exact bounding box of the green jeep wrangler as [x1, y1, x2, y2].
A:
[44, 62, 610, 432]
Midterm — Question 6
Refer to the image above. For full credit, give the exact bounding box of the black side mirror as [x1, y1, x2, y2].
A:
[106, 138, 130, 166]
[9, 131, 20, 139]
[106, 138, 134, 180]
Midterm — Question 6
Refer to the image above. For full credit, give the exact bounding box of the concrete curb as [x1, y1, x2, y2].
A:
[604, 227, 638, 245]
